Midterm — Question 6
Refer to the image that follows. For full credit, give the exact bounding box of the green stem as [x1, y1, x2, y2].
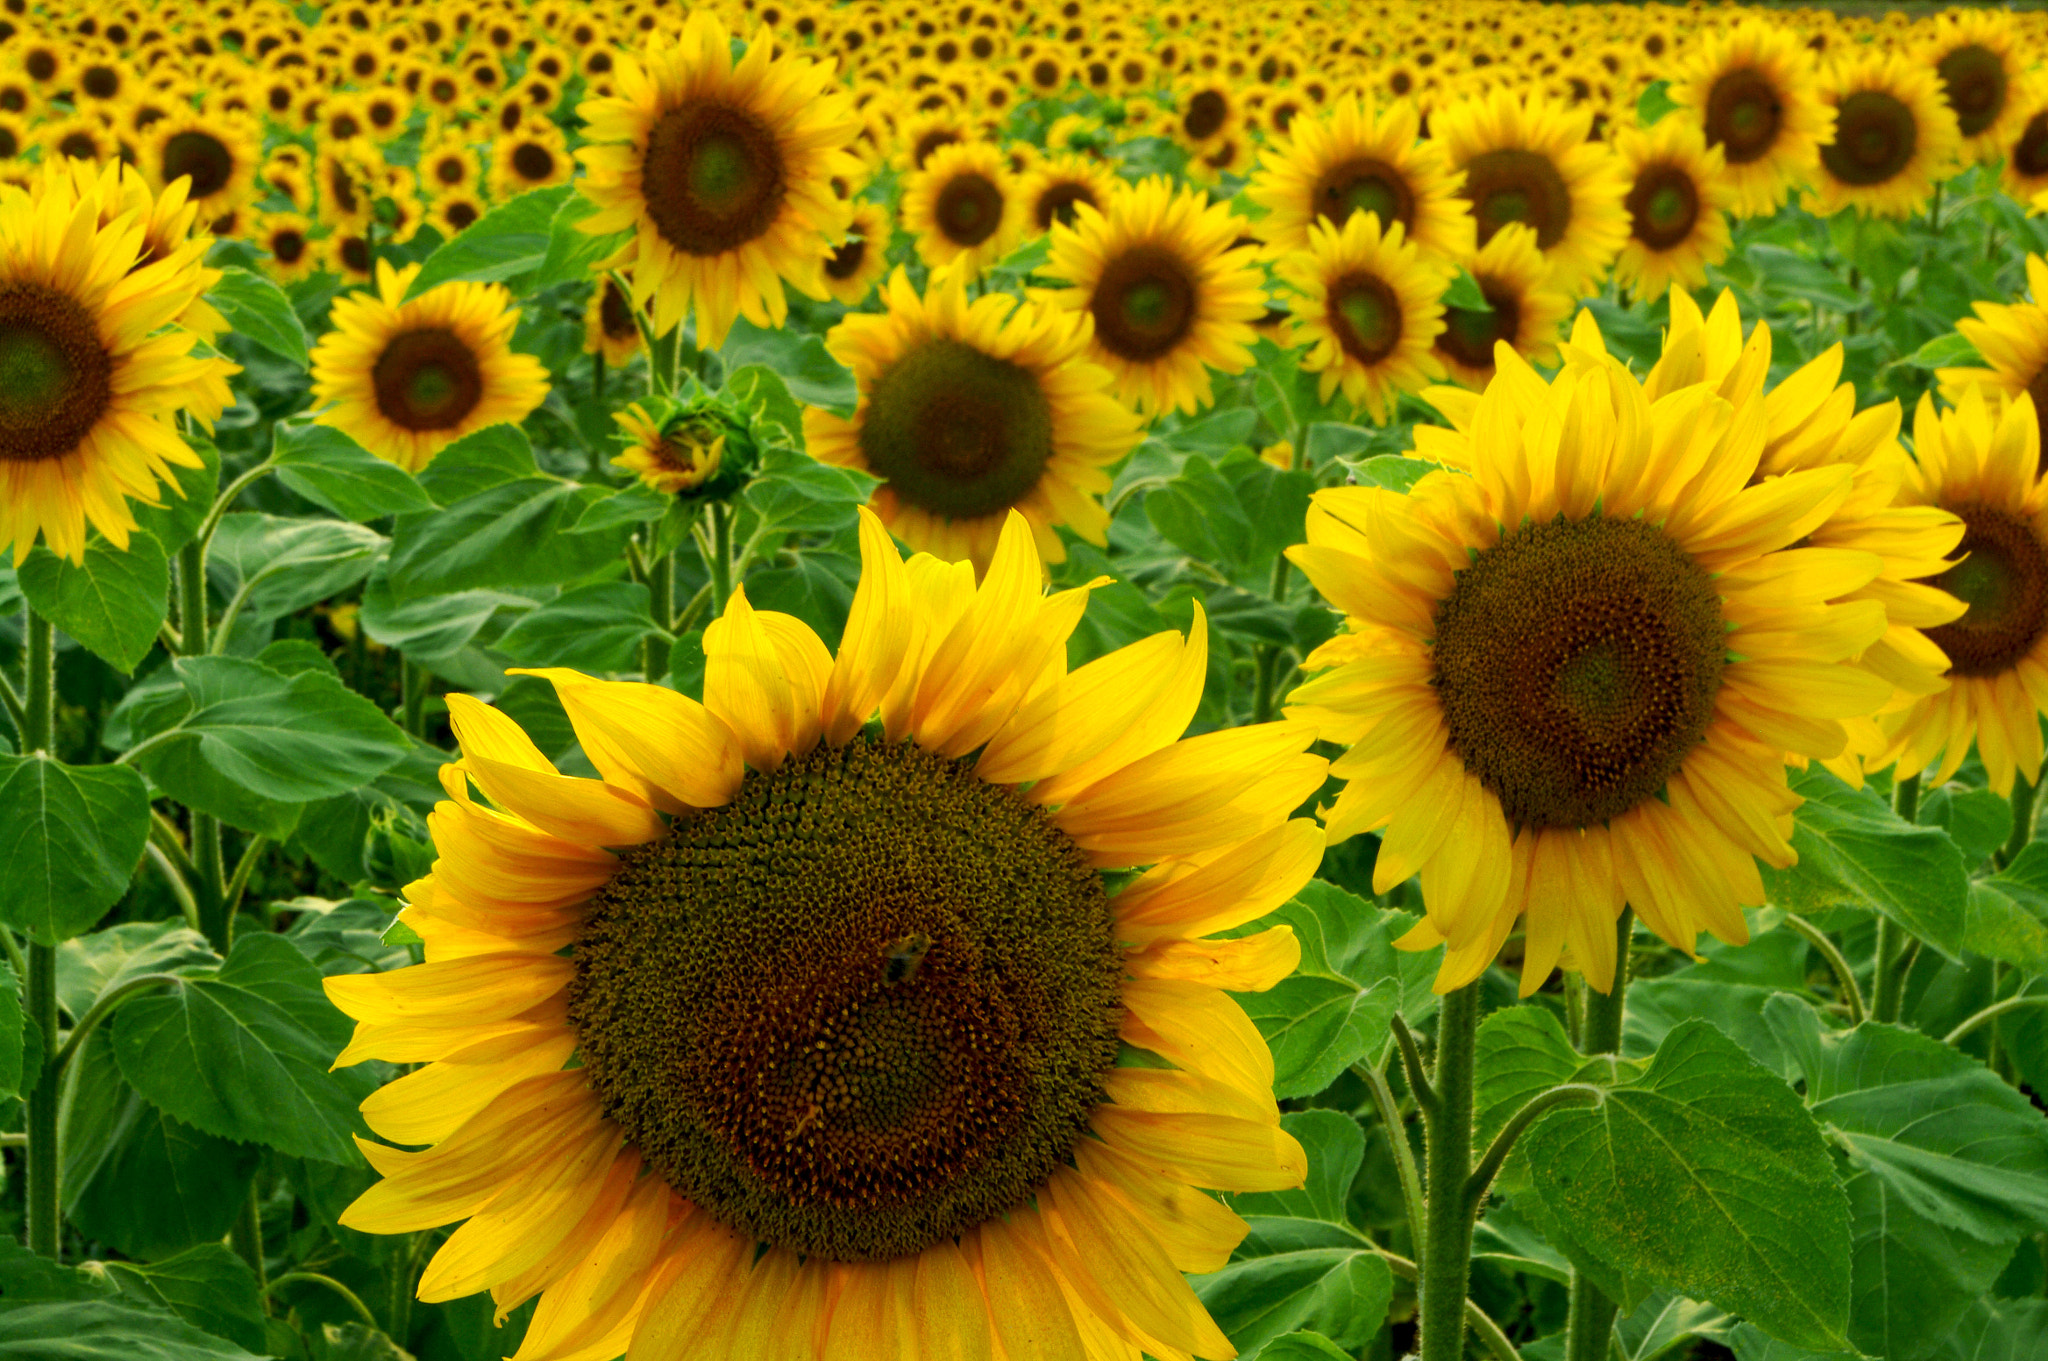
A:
[223, 835, 268, 918]
[1251, 646, 1281, 725]
[270, 1273, 381, 1330]
[1565, 909, 1633, 1361]
[231, 1181, 266, 1295]
[400, 657, 430, 740]
[644, 549, 674, 684]
[1374, 1247, 1524, 1361]
[1998, 775, 2038, 870]
[145, 842, 202, 934]
[1895, 772, 1922, 823]
[53, 973, 187, 1079]
[1465, 1083, 1606, 1215]
[1785, 914, 1866, 1025]
[1354, 1059, 1426, 1254]
[1390, 1011, 1437, 1114]
[20, 606, 59, 1259]
[1943, 992, 2048, 1046]
[194, 458, 280, 558]
[702, 503, 734, 612]
[1872, 917, 1908, 1025]
[1418, 982, 1482, 1361]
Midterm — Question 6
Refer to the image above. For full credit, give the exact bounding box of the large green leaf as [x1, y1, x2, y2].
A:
[56, 921, 222, 1024]
[402, 182, 574, 298]
[0, 1300, 267, 1360]
[1965, 842, 2048, 975]
[495, 581, 660, 673]
[1474, 1003, 1584, 1196]
[721, 316, 858, 414]
[386, 477, 631, 599]
[100, 1246, 265, 1353]
[272, 422, 436, 521]
[1192, 1248, 1391, 1354]
[0, 754, 152, 945]
[738, 445, 876, 539]
[205, 266, 310, 368]
[1766, 997, 2048, 1361]
[533, 189, 628, 290]
[207, 513, 382, 627]
[1761, 767, 1969, 960]
[414, 422, 541, 505]
[355, 555, 528, 661]
[1934, 1296, 2048, 1361]
[110, 931, 371, 1164]
[15, 532, 170, 674]
[1525, 1019, 1852, 1351]
[69, 1092, 259, 1262]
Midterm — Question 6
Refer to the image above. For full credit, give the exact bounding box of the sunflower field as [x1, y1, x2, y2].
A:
[11, 0, 2048, 1359]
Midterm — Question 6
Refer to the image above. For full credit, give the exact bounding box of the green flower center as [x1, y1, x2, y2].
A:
[1704, 67, 1783, 163]
[1625, 163, 1700, 251]
[643, 98, 789, 257]
[1091, 243, 1197, 362]
[1311, 157, 1414, 235]
[1925, 504, 2048, 678]
[1328, 271, 1403, 364]
[859, 337, 1055, 521]
[1820, 90, 1918, 188]
[1462, 148, 1572, 250]
[0, 283, 114, 464]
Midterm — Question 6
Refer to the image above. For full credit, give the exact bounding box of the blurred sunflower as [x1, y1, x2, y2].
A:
[1040, 176, 1265, 417]
[1668, 17, 1834, 218]
[489, 121, 573, 199]
[1430, 222, 1572, 391]
[2001, 81, 2048, 204]
[806, 268, 1143, 571]
[418, 136, 481, 200]
[141, 110, 260, 222]
[822, 201, 892, 306]
[1610, 116, 1731, 303]
[326, 510, 1321, 1361]
[584, 277, 645, 368]
[256, 211, 318, 286]
[1246, 95, 1473, 261]
[903, 141, 1020, 278]
[1431, 88, 1629, 292]
[428, 191, 485, 239]
[1018, 153, 1120, 235]
[325, 230, 374, 286]
[1918, 7, 2025, 164]
[1812, 52, 1960, 220]
[1171, 77, 1236, 149]
[0, 163, 235, 566]
[1277, 212, 1450, 423]
[309, 260, 549, 473]
[1880, 389, 2048, 796]
[1287, 327, 1889, 994]
[578, 11, 862, 347]
[1939, 254, 2048, 473]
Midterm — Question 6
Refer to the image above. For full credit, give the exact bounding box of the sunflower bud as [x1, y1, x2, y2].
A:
[610, 394, 758, 502]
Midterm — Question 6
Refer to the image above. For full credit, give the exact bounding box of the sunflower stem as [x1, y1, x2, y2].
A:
[644, 549, 674, 683]
[1943, 992, 2048, 1046]
[1390, 1010, 1437, 1115]
[1354, 1058, 1426, 1255]
[1785, 913, 1865, 1025]
[1418, 981, 1481, 1361]
[183, 531, 228, 951]
[231, 1180, 267, 1294]
[269, 1274, 381, 1331]
[704, 503, 735, 612]
[400, 657, 431, 739]
[19, 607, 60, 1258]
[0, 667, 25, 750]
[1998, 775, 2038, 870]
[1564, 909, 1633, 1361]
[1465, 1083, 1605, 1217]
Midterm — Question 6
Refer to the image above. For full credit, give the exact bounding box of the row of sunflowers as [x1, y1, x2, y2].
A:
[3, 2, 2048, 1361]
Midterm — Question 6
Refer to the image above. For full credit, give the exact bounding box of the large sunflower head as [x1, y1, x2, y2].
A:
[1667, 16, 1835, 219]
[1429, 221, 1573, 391]
[902, 140, 1021, 278]
[805, 268, 1144, 572]
[1039, 175, 1266, 417]
[1246, 93, 1475, 262]
[308, 260, 551, 474]
[821, 200, 892, 306]
[1017, 152, 1120, 236]
[324, 509, 1321, 1361]
[1609, 115, 1733, 303]
[1431, 87, 1630, 293]
[1918, 7, 2026, 163]
[1287, 327, 1893, 995]
[1811, 51, 1961, 221]
[1276, 210, 1451, 422]
[1881, 388, 2048, 796]
[1938, 253, 2048, 474]
[0, 162, 235, 566]
[576, 11, 863, 347]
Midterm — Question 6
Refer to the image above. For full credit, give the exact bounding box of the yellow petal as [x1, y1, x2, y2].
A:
[1124, 926, 1301, 992]
[512, 669, 744, 811]
[1113, 820, 1325, 945]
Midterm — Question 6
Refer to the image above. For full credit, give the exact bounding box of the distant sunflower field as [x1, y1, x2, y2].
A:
[7, 0, 2048, 1360]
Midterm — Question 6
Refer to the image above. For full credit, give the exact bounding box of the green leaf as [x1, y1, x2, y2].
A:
[1444, 268, 1492, 312]
[1525, 1019, 1852, 1351]
[69, 1094, 258, 1261]
[1637, 79, 1681, 126]
[403, 183, 574, 298]
[1230, 1109, 1366, 1225]
[534, 190, 628, 290]
[1766, 997, 2048, 1360]
[1918, 782, 2011, 871]
[355, 557, 527, 661]
[205, 266, 310, 368]
[1347, 454, 1434, 494]
[1247, 1332, 1356, 1361]
[129, 438, 219, 558]
[387, 477, 630, 599]
[134, 655, 410, 807]
[0, 1299, 268, 1360]
[56, 922, 221, 1023]
[1762, 766, 1970, 961]
[1192, 1249, 1392, 1354]
[1745, 246, 1861, 311]
[1965, 842, 2048, 975]
[1618, 1294, 1736, 1361]
[0, 755, 151, 945]
[739, 446, 876, 538]
[1474, 1005, 1581, 1154]
[99, 1245, 265, 1353]
[724, 363, 807, 449]
[496, 581, 661, 673]
[747, 553, 859, 642]
[721, 316, 858, 414]
[570, 483, 671, 534]
[414, 422, 541, 504]
[273, 421, 436, 521]
[283, 897, 409, 977]
[207, 514, 382, 627]
[1902, 331, 1984, 371]
[15, 532, 170, 674]
[111, 932, 371, 1164]
[1934, 1296, 2048, 1361]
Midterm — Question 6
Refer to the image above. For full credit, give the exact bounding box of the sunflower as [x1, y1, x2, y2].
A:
[1017, 153, 1120, 235]
[1667, 17, 1835, 219]
[1918, 7, 2026, 164]
[1429, 222, 1573, 392]
[1879, 388, 2048, 796]
[428, 191, 485, 239]
[609, 397, 754, 501]
[1430, 88, 1629, 293]
[577, 11, 863, 349]
[489, 121, 573, 200]
[325, 509, 1320, 1361]
[41, 115, 119, 167]
[1245, 95, 1474, 262]
[316, 146, 378, 228]
[418, 135, 481, 200]
[2001, 80, 2048, 204]
[1939, 253, 2048, 474]
[806, 268, 1143, 571]
[0, 113, 25, 169]
[309, 260, 549, 473]
[822, 201, 892, 306]
[1172, 76, 1237, 149]
[1609, 116, 1732, 303]
[1811, 52, 1961, 221]
[585, 277, 646, 367]
[895, 107, 975, 172]
[1277, 212, 1450, 422]
[256, 211, 319, 285]
[0, 163, 235, 566]
[1286, 329, 1893, 995]
[1038, 177, 1264, 417]
[903, 141, 1020, 279]
[140, 110, 260, 221]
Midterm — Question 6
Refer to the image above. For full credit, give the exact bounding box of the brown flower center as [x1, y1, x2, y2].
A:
[1625, 162, 1700, 251]
[0, 283, 114, 464]
[1183, 88, 1227, 141]
[1435, 276, 1521, 374]
[372, 328, 484, 432]
[934, 171, 1003, 248]
[1926, 504, 2048, 677]
[858, 337, 1054, 521]
[1821, 90, 1918, 188]
[1462, 148, 1572, 250]
[1327, 271, 1403, 364]
[161, 130, 234, 199]
[1091, 244, 1197, 362]
[1937, 43, 2006, 138]
[1704, 67, 1783, 164]
[1032, 180, 1097, 231]
[1311, 156, 1415, 235]
[641, 98, 789, 257]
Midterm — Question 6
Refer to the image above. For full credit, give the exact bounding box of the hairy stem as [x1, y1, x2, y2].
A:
[1419, 983, 1482, 1361]
[21, 607, 59, 1258]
